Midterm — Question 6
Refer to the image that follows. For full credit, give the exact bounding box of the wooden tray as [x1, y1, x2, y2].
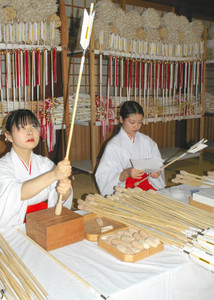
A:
[83, 213, 126, 241]
[98, 228, 164, 263]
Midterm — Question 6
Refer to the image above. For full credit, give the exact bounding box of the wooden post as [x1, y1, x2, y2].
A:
[199, 27, 207, 164]
[59, 1, 70, 159]
[90, 27, 97, 172]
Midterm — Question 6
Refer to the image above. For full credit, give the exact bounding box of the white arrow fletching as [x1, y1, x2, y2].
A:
[187, 138, 208, 153]
[189, 248, 214, 272]
[80, 5, 95, 50]
[188, 143, 208, 153]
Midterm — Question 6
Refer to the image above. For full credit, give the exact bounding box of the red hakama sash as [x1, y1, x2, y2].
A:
[125, 173, 156, 191]
[24, 201, 47, 222]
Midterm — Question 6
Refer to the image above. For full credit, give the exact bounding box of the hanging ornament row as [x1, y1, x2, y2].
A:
[0, 21, 56, 46]
[97, 31, 204, 60]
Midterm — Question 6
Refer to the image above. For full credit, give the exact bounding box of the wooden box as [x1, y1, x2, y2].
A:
[98, 228, 164, 263]
[189, 197, 214, 213]
[26, 207, 84, 251]
[83, 213, 125, 241]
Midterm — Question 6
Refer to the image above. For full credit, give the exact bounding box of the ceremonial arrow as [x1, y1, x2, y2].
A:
[55, 3, 95, 215]
[134, 138, 208, 187]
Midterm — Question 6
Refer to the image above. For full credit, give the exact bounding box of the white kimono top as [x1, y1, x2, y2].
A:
[0, 148, 73, 228]
[95, 128, 166, 196]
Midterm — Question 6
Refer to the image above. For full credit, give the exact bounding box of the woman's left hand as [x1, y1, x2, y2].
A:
[149, 170, 161, 178]
[56, 178, 72, 200]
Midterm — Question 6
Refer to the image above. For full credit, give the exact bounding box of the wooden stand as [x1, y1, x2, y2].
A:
[26, 207, 84, 251]
[189, 197, 214, 213]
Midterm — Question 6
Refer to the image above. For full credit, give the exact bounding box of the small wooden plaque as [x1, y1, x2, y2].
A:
[83, 213, 126, 241]
[189, 197, 214, 213]
[26, 207, 84, 251]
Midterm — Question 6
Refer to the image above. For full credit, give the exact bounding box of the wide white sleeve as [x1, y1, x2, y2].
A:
[95, 143, 124, 196]
[146, 138, 166, 190]
[0, 160, 27, 227]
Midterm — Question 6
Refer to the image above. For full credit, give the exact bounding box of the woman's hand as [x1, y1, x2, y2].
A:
[53, 159, 71, 181]
[128, 168, 144, 179]
[149, 170, 161, 179]
[56, 178, 72, 200]
[120, 168, 144, 182]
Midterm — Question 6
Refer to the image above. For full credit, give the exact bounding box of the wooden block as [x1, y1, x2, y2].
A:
[189, 197, 214, 213]
[26, 207, 84, 251]
[83, 213, 126, 241]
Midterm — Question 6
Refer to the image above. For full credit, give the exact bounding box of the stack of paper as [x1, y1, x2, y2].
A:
[130, 158, 163, 173]
[192, 188, 214, 207]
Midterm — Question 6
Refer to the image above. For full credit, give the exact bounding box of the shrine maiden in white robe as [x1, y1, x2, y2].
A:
[95, 127, 166, 196]
[0, 148, 73, 228]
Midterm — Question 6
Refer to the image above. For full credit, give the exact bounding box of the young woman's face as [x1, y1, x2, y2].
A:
[5, 122, 40, 153]
[120, 113, 143, 137]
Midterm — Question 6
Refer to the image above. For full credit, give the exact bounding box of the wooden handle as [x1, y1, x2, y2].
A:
[54, 58, 84, 216]
[134, 175, 149, 187]
[55, 194, 62, 215]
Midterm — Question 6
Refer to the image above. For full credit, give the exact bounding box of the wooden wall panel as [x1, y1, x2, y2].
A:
[70, 124, 91, 161]
[186, 118, 200, 145]
[204, 114, 214, 141]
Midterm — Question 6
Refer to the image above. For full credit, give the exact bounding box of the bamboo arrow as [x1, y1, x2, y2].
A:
[134, 138, 208, 187]
[55, 3, 95, 215]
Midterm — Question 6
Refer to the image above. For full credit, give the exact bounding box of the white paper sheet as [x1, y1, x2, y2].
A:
[130, 158, 163, 173]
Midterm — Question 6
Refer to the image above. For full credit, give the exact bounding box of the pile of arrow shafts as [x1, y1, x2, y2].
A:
[172, 170, 214, 187]
[207, 170, 214, 179]
[0, 233, 48, 300]
[78, 187, 214, 249]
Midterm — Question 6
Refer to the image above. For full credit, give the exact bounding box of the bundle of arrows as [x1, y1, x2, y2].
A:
[0, 233, 48, 300]
[78, 186, 214, 272]
[172, 170, 214, 187]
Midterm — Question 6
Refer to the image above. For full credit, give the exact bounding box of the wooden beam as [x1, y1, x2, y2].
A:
[199, 26, 207, 164]
[112, 0, 175, 12]
[90, 27, 97, 172]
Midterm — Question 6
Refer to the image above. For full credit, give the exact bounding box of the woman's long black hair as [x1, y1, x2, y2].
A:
[5, 109, 39, 133]
[115, 101, 144, 134]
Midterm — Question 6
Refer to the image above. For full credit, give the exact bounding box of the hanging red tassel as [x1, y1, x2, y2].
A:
[36, 50, 40, 86]
[159, 61, 162, 89]
[25, 51, 29, 86]
[115, 56, 118, 87]
[0, 54, 3, 89]
[141, 61, 144, 90]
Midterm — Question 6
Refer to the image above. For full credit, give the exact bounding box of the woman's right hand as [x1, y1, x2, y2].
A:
[53, 159, 72, 180]
[120, 168, 144, 182]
